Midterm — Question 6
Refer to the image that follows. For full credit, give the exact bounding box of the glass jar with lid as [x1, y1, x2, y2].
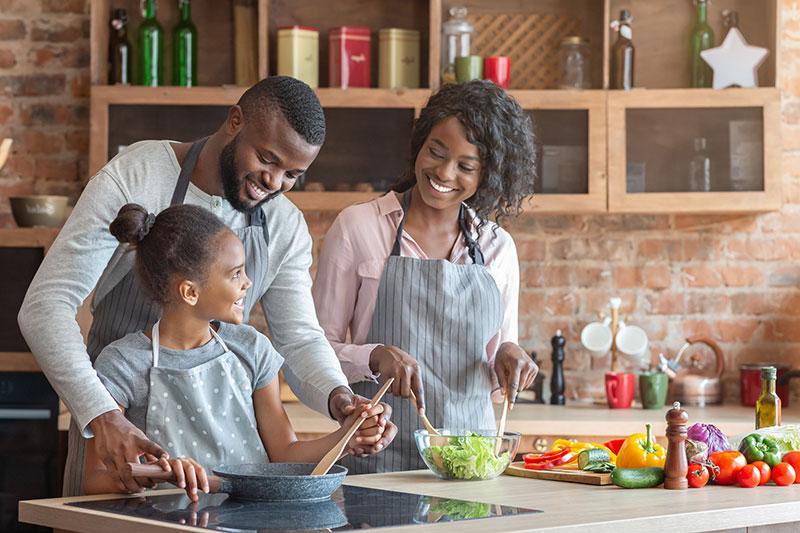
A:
[441, 6, 473, 84]
[558, 36, 591, 89]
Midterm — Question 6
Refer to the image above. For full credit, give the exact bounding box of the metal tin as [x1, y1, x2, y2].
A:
[378, 28, 420, 89]
[277, 25, 319, 88]
[329, 26, 371, 88]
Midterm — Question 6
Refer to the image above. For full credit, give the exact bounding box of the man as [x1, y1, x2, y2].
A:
[18, 76, 396, 496]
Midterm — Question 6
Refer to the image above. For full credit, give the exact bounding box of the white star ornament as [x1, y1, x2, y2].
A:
[700, 27, 768, 90]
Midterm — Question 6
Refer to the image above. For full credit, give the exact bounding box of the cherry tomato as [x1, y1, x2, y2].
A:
[736, 464, 761, 488]
[751, 461, 771, 485]
[687, 463, 709, 488]
[709, 450, 747, 485]
[772, 462, 796, 486]
[782, 452, 800, 483]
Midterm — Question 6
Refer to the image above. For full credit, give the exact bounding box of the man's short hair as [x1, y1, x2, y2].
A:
[237, 76, 326, 146]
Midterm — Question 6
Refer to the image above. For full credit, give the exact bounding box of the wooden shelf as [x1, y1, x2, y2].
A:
[286, 191, 382, 211]
[0, 352, 40, 372]
[0, 227, 60, 249]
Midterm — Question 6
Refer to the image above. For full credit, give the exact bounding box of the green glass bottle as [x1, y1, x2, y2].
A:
[690, 0, 714, 88]
[173, 0, 197, 87]
[137, 0, 164, 86]
[756, 367, 781, 430]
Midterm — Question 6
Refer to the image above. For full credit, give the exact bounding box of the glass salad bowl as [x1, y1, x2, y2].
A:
[414, 429, 521, 481]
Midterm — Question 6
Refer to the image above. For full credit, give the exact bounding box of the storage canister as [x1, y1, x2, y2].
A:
[277, 25, 319, 88]
[329, 26, 371, 88]
[378, 28, 420, 89]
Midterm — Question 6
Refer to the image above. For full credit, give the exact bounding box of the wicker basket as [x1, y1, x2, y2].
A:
[466, 13, 582, 90]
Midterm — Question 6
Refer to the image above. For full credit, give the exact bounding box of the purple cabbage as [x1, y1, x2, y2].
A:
[687, 423, 731, 454]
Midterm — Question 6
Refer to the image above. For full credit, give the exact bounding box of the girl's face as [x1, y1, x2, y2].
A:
[414, 116, 482, 211]
[194, 230, 252, 324]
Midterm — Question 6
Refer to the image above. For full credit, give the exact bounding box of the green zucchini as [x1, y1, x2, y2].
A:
[578, 448, 611, 469]
[611, 467, 665, 489]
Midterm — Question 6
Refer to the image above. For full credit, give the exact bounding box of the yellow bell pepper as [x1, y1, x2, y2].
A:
[550, 439, 617, 468]
[615, 423, 666, 468]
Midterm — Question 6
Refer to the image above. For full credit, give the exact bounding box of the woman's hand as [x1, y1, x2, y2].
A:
[369, 345, 425, 412]
[162, 456, 209, 502]
[494, 342, 538, 406]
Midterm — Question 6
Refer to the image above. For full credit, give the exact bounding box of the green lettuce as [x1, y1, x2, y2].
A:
[423, 433, 510, 480]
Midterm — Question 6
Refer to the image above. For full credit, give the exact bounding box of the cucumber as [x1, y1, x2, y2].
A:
[578, 448, 611, 469]
[611, 467, 665, 489]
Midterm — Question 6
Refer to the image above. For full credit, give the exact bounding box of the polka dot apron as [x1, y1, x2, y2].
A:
[145, 321, 268, 471]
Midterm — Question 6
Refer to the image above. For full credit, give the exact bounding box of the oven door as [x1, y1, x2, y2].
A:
[0, 374, 59, 532]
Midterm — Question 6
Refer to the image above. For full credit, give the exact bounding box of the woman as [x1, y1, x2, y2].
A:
[313, 80, 538, 473]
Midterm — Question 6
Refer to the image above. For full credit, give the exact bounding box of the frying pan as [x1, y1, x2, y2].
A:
[127, 462, 347, 502]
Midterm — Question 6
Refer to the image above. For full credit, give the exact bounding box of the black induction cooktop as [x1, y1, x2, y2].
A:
[69, 485, 541, 532]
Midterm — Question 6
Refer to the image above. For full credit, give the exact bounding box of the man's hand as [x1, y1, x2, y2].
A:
[494, 342, 538, 407]
[329, 386, 397, 456]
[89, 410, 167, 493]
[369, 345, 425, 413]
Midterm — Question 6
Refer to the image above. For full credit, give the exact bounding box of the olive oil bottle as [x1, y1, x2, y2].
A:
[756, 366, 781, 429]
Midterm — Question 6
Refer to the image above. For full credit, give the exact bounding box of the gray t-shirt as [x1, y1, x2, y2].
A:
[94, 322, 284, 434]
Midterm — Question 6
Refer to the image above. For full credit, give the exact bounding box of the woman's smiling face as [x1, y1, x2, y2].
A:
[413, 116, 482, 211]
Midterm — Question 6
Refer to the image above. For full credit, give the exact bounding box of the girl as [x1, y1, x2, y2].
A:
[313, 80, 538, 473]
[85, 203, 385, 500]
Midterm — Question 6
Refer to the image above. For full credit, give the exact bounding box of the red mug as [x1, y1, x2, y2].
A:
[605, 372, 635, 409]
[740, 364, 790, 407]
[484, 56, 511, 89]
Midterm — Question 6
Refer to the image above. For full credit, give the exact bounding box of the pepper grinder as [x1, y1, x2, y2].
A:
[550, 330, 565, 405]
[664, 401, 689, 489]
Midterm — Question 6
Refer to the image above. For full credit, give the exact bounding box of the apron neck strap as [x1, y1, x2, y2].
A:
[171, 137, 208, 206]
[151, 321, 230, 368]
[391, 189, 484, 265]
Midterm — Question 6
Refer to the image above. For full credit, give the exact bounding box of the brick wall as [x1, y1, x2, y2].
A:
[2, 1, 799, 404]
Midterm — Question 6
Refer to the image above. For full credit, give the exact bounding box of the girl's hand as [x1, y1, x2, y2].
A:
[335, 404, 385, 457]
[494, 342, 538, 407]
[166, 457, 210, 502]
[349, 402, 388, 456]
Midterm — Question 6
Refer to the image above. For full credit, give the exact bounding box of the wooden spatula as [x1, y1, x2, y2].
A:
[409, 389, 440, 436]
[495, 395, 510, 455]
[311, 377, 394, 476]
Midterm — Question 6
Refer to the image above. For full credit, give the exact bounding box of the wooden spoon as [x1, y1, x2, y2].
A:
[311, 377, 394, 476]
[495, 395, 510, 455]
[409, 389, 440, 436]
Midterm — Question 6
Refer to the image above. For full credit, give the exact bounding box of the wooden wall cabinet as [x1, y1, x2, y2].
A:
[87, 0, 781, 215]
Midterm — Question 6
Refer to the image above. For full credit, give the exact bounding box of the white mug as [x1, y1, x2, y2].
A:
[615, 325, 649, 362]
[580, 322, 613, 358]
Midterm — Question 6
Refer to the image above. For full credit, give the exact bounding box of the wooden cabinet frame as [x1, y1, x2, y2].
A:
[607, 88, 781, 214]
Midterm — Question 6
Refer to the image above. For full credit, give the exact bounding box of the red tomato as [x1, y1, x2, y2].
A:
[736, 464, 761, 488]
[687, 463, 709, 488]
[751, 461, 771, 485]
[772, 462, 797, 486]
[709, 450, 747, 485]
[782, 452, 800, 483]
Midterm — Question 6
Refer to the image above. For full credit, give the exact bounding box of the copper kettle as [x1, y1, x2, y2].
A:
[661, 336, 725, 407]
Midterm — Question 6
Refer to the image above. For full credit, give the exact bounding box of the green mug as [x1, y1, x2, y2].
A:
[455, 56, 483, 83]
[639, 372, 668, 410]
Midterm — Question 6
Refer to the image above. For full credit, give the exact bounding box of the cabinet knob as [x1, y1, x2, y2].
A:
[533, 437, 549, 452]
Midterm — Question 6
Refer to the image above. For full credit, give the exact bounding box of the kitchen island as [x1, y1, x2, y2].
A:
[19, 469, 800, 532]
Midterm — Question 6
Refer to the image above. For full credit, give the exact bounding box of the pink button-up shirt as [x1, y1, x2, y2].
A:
[312, 192, 520, 384]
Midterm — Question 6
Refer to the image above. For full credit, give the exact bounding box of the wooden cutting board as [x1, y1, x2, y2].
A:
[504, 461, 612, 486]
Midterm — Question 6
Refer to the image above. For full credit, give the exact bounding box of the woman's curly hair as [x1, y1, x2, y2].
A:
[393, 80, 536, 226]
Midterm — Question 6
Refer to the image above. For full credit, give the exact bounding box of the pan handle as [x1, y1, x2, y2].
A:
[126, 462, 225, 492]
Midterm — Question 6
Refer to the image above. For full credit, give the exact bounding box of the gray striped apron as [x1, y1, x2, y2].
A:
[344, 190, 503, 473]
[64, 137, 271, 496]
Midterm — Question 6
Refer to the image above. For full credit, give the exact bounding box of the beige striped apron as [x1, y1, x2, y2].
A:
[344, 190, 503, 473]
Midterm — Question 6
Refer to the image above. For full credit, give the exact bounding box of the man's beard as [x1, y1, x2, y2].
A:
[220, 135, 281, 214]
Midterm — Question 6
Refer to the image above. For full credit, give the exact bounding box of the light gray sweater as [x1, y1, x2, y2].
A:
[18, 140, 349, 435]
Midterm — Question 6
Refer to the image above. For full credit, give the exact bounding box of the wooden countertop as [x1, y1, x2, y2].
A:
[19, 470, 800, 532]
[59, 401, 799, 439]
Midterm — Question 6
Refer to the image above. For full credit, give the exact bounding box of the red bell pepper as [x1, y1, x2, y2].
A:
[524, 447, 573, 470]
[603, 438, 625, 455]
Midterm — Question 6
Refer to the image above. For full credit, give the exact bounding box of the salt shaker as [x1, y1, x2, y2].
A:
[664, 401, 689, 489]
